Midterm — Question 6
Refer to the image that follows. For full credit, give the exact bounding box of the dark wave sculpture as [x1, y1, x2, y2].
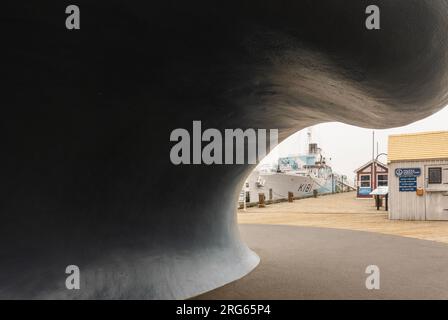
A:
[2, 0, 448, 299]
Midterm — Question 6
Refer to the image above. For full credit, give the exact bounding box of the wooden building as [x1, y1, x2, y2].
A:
[354, 160, 388, 198]
[388, 131, 448, 220]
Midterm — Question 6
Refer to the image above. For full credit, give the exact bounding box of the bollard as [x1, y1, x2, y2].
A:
[375, 195, 382, 210]
[288, 192, 294, 203]
[258, 193, 266, 208]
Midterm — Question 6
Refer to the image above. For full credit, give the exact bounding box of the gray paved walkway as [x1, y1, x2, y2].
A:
[196, 224, 448, 299]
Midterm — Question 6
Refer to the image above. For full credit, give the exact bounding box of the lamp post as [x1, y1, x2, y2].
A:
[376, 153, 388, 162]
[374, 153, 388, 190]
[374, 152, 388, 210]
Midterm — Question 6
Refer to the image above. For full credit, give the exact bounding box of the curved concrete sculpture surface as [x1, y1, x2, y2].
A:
[2, 0, 448, 299]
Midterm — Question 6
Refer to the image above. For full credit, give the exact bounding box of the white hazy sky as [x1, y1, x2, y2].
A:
[260, 106, 448, 183]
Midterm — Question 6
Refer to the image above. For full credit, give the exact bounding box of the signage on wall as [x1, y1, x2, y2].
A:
[396, 168, 420, 192]
[395, 168, 421, 178]
[359, 187, 372, 195]
[399, 177, 417, 192]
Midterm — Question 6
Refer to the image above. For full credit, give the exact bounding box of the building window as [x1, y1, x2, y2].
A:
[377, 174, 388, 187]
[428, 167, 442, 184]
[360, 174, 371, 188]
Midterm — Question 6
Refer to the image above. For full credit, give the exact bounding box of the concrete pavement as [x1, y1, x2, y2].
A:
[238, 192, 448, 244]
[196, 224, 448, 299]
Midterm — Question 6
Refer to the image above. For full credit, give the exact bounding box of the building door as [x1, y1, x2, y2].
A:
[425, 165, 448, 220]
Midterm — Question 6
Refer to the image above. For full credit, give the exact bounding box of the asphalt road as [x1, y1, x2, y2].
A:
[196, 224, 448, 299]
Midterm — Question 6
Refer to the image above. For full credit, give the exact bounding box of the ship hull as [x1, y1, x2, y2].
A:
[245, 172, 334, 203]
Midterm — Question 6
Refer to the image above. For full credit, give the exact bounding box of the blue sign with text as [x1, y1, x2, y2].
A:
[399, 176, 417, 192]
[395, 168, 421, 178]
[359, 187, 372, 195]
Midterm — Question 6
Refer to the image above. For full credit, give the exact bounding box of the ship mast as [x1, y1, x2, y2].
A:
[307, 127, 313, 154]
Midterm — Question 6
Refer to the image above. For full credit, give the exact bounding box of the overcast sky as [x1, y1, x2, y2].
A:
[260, 106, 448, 182]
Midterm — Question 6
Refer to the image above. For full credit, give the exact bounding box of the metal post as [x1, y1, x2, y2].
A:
[372, 131, 376, 194]
[332, 174, 335, 194]
[243, 192, 247, 211]
[258, 193, 265, 208]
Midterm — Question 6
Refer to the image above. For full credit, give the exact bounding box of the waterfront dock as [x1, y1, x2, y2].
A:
[238, 192, 448, 244]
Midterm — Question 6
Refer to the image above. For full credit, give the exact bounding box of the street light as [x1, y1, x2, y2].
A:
[376, 153, 388, 162]
[373, 152, 389, 211]
[373, 152, 388, 189]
